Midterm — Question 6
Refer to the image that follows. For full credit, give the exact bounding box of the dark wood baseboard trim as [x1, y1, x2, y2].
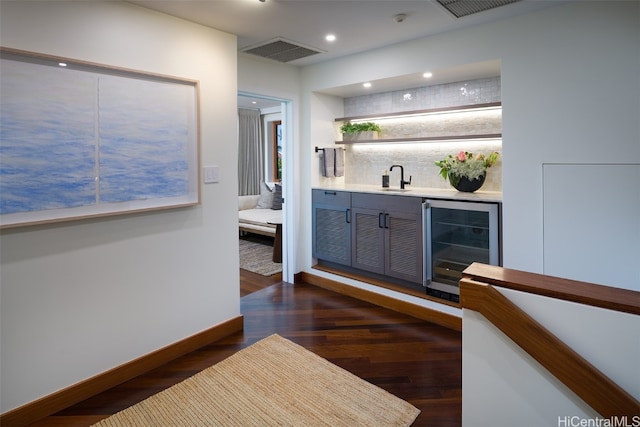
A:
[297, 272, 461, 331]
[1, 315, 244, 427]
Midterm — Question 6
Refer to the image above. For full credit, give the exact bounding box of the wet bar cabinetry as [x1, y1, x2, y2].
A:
[312, 189, 423, 287]
[313, 187, 502, 303]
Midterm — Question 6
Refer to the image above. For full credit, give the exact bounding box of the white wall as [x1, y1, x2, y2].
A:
[498, 1, 639, 281]
[543, 164, 639, 289]
[0, 1, 240, 413]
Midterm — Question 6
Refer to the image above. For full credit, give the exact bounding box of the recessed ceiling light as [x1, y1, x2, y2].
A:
[363, 82, 372, 88]
[325, 34, 336, 42]
[423, 72, 433, 78]
[58, 62, 67, 67]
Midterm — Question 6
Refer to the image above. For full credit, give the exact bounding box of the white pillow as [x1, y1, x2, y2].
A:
[256, 182, 273, 209]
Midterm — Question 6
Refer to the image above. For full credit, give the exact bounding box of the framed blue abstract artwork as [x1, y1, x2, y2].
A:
[0, 48, 200, 228]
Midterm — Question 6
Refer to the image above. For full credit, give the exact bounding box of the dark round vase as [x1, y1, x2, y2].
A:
[451, 173, 486, 192]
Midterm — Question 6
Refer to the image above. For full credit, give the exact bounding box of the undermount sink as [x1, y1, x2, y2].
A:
[380, 188, 411, 192]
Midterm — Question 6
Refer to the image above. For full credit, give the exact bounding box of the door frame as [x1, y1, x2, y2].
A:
[238, 92, 294, 283]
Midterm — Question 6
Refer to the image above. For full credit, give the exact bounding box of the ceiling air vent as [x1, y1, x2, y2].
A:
[241, 38, 324, 63]
[437, 0, 522, 18]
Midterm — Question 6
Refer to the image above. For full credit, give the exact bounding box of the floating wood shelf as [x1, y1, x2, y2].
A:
[335, 102, 502, 144]
[335, 133, 502, 145]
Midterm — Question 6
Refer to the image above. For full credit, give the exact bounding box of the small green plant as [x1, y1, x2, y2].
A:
[340, 122, 381, 134]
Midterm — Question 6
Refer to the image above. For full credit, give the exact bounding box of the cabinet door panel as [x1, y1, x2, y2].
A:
[313, 206, 351, 265]
[312, 189, 352, 266]
[386, 212, 423, 283]
[352, 207, 385, 274]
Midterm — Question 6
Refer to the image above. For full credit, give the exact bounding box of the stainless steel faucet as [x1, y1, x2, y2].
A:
[390, 165, 412, 189]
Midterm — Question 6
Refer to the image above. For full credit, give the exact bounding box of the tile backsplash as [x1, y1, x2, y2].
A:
[341, 77, 502, 192]
[345, 140, 502, 191]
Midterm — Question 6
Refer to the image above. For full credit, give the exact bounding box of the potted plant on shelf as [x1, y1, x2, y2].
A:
[340, 122, 381, 141]
[435, 150, 500, 192]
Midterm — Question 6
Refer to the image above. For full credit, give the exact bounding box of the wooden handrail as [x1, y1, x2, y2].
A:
[463, 262, 640, 315]
[460, 277, 640, 418]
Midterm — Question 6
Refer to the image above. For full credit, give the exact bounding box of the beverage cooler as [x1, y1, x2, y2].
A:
[423, 199, 500, 303]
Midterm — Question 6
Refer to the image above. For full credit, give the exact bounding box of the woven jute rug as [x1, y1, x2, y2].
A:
[92, 334, 420, 426]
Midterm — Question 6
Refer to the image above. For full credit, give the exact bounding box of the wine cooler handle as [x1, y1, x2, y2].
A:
[423, 201, 432, 287]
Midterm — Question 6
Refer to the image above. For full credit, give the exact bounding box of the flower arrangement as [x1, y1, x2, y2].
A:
[435, 151, 500, 186]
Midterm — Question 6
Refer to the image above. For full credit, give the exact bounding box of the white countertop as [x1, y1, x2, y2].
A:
[313, 184, 502, 203]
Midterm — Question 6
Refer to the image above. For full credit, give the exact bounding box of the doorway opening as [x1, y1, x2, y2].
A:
[237, 93, 291, 291]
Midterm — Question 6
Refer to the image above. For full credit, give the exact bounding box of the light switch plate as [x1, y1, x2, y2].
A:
[203, 165, 219, 183]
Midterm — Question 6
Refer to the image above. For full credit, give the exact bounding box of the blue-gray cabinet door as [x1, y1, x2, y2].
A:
[351, 206, 386, 275]
[351, 193, 423, 284]
[312, 190, 351, 266]
[385, 209, 423, 284]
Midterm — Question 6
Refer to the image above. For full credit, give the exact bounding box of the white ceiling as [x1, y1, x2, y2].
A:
[127, 0, 567, 107]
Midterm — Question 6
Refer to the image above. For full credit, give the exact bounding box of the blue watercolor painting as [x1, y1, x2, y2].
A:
[0, 60, 97, 214]
[98, 76, 190, 203]
[0, 55, 197, 225]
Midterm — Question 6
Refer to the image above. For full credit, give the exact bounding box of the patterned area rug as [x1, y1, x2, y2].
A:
[92, 334, 420, 426]
[239, 236, 282, 276]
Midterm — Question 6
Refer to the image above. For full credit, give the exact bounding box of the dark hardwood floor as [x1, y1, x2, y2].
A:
[29, 271, 462, 426]
[240, 267, 282, 297]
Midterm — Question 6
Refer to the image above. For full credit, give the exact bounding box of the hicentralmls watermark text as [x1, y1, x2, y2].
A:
[558, 416, 640, 427]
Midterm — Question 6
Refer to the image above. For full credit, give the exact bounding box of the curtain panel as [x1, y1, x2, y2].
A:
[238, 108, 264, 196]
